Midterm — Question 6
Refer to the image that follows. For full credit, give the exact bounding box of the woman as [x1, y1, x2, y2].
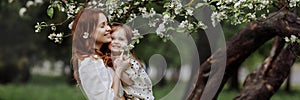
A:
[71, 8, 127, 100]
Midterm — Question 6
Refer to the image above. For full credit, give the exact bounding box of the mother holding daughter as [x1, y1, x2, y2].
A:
[71, 8, 125, 100]
[71, 8, 154, 100]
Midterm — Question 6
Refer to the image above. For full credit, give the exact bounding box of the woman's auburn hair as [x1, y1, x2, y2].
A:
[71, 8, 112, 83]
[72, 8, 103, 60]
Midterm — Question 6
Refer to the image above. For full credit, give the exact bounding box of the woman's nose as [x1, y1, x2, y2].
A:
[106, 25, 111, 31]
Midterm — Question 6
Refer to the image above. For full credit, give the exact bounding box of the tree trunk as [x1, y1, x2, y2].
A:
[235, 43, 299, 100]
[228, 66, 239, 91]
[285, 72, 291, 92]
[187, 10, 300, 100]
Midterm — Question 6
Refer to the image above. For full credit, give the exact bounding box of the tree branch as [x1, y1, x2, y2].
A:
[235, 43, 299, 100]
[187, 10, 300, 100]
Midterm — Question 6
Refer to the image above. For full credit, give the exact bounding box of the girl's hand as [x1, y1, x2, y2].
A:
[114, 54, 130, 75]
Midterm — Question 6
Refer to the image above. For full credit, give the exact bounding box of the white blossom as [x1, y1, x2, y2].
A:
[54, 38, 60, 43]
[34, 0, 43, 5]
[178, 20, 188, 28]
[123, 6, 129, 13]
[48, 33, 56, 40]
[156, 23, 166, 35]
[139, 7, 147, 13]
[149, 8, 156, 17]
[128, 44, 134, 49]
[291, 35, 297, 43]
[261, 14, 266, 19]
[26, 1, 35, 7]
[19, 7, 27, 17]
[289, 0, 300, 8]
[132, 29, 140, 36]
[8, 0, 14, 3]
[248, 3, 253, 9]
[56, 33, 63, 38]
[234, 1, 241, 8]
[163, 14, 170, 23]
[197, 21, 207, 29]
[284, 37, 290, 42]
[68, 21, 73, 29]
[128, 13, 137, 22]
[35, 23, 40, 32]
[186, 9, 193, 16]
[98, 3, 104, 7]
[211, 12, 218, 27]
[83, 32, 89, 39]
[148, 18, 159, 27]
[92, 1, 97, 5]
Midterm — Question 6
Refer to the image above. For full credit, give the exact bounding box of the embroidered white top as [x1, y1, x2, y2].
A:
[78, 57, 115, 100]
[123, 59, 154, 100]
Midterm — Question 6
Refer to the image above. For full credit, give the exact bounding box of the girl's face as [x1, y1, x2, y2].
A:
[94, 13, 112, 44]
[109, 28, 128, 54]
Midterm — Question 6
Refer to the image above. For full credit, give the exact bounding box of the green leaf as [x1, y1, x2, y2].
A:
[56, 3, 61, 12]
[195, 3, 206, 8]
[163, 2, 170, 8]
[163, 38, 167, 42]
[176, 28, 185, 33]
[210, 5, 216, 11]
[47, 6, 54, 19]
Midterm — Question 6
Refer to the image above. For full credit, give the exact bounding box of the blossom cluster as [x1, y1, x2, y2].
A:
[284, 35, 300, 43]
[206, 0, 275, 26]
[208, 0, 300, 26]
[33, 0, 208, 48]
[48, 32, 64, 43]
[26, 0, 300, 46]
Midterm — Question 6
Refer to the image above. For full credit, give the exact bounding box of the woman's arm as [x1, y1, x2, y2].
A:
[78, 58, 114, 100]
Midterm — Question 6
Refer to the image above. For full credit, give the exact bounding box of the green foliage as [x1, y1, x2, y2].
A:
[134, 34, 181, 68]
[47, 6, 54, 19]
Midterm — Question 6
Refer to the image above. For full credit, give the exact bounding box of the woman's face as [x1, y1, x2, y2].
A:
[94, 13, 112, 43]
[109, 28, 128, 54]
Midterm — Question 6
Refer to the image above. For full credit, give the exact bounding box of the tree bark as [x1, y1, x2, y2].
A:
[235, 42, 299, 100]
[228, 67, 239, 91]
[187, 10, 300, 100]
[285, 72, 291, 92]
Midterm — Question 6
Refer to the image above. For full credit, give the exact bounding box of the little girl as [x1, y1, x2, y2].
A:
[109, 22, 154, 100]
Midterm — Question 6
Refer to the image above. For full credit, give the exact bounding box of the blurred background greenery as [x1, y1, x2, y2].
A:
[0, 0, 300, 100]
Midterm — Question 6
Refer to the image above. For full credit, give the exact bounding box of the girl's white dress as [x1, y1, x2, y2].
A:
[78, 57, 115, 100]
[123, 59, 154, 100]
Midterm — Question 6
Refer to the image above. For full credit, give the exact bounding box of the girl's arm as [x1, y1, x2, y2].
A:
[112, 56, 131, 99]
[119, 69, 134, 86]
[112, 68, 121, 100]
[113, 57, 133, 86]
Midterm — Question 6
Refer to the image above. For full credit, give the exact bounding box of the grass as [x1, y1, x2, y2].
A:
[1, 75, 300, 100]
[0, 75, 183, 100]
[0, 76, 85, 100]
[218, 86, 300, 100]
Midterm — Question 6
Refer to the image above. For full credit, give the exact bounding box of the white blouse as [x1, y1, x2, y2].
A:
[123, 59, 154, 100]
[78, 57, 115, 100]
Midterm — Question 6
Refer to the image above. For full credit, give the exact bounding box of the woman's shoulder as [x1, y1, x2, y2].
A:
[79, 55, 104, 67]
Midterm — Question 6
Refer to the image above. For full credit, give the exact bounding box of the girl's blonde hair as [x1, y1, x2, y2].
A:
[110, 22, 143, 68]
